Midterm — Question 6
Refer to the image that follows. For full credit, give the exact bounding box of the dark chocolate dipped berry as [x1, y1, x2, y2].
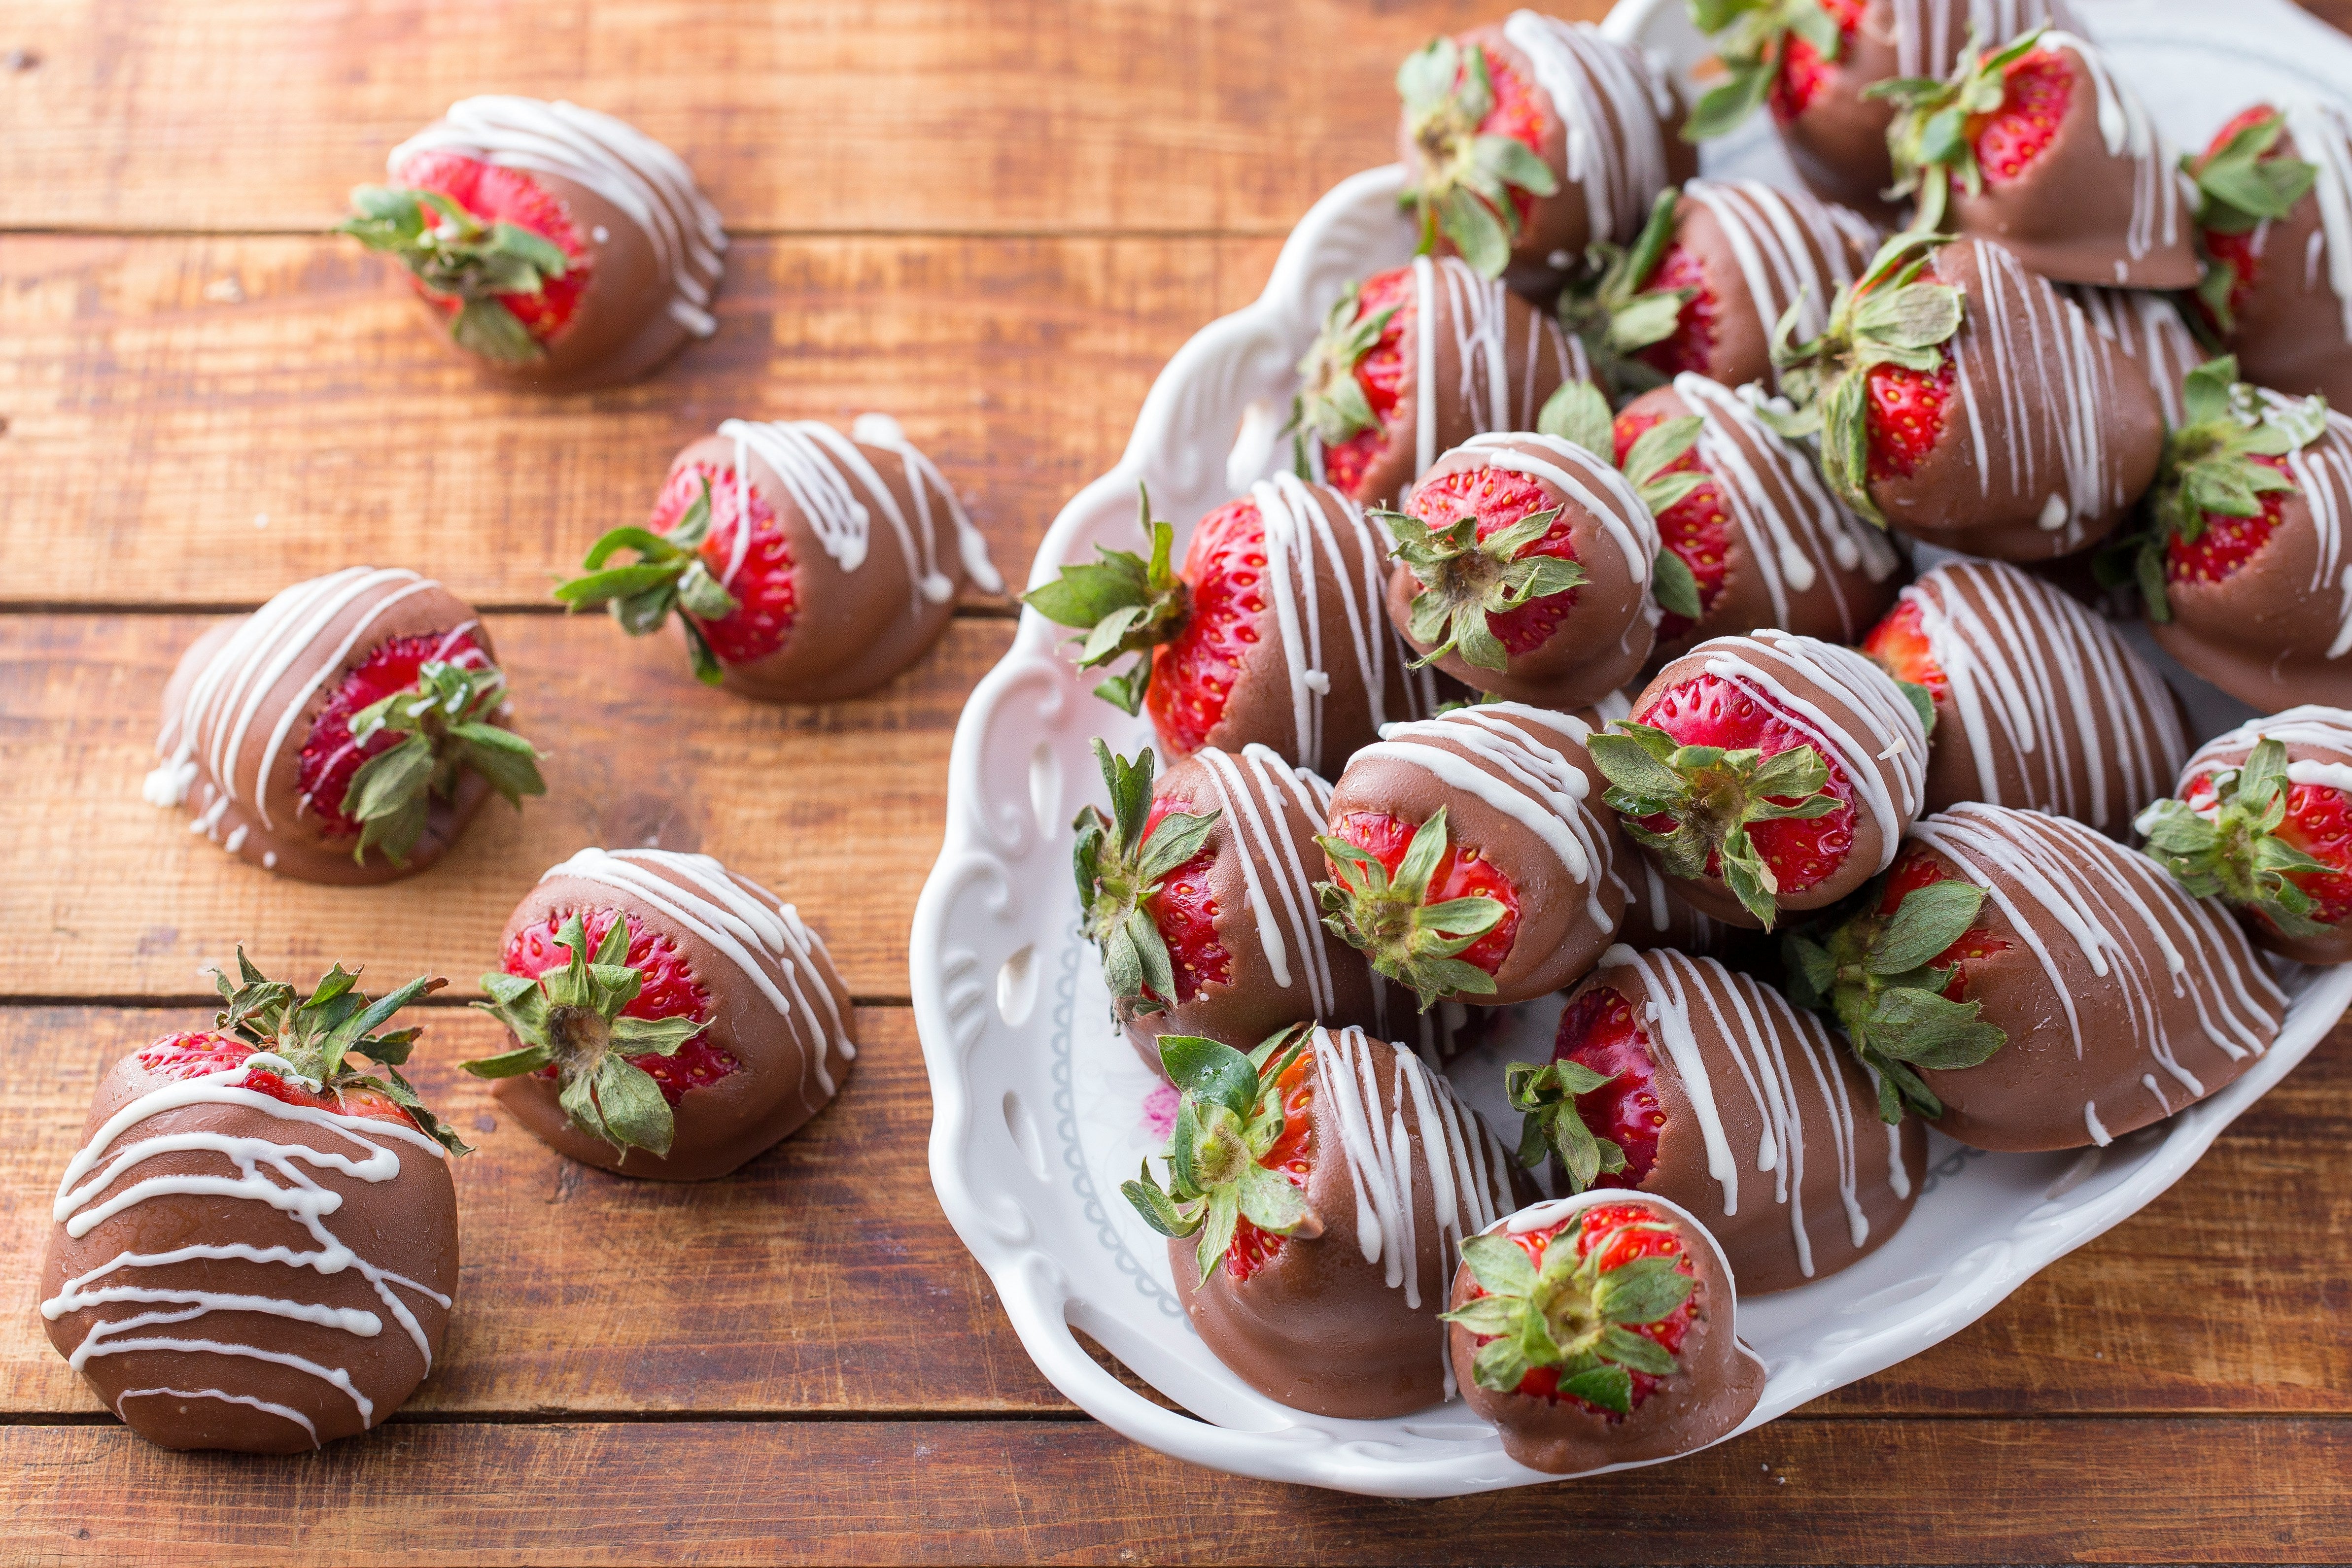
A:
[1441, 1190, 1764, 1475]
[1127, 1024, 1523, 1419]
[467, 848, 856, 1181]
[342, 97, 725, 391]
[2139, 710, 2352, 967]
[558, 413, 999, 702]
[143, 568, 543, 885]
[41, 954, 466, 1453]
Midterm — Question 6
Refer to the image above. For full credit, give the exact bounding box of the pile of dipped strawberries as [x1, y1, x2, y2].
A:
[1023, 2, 2352, 1477]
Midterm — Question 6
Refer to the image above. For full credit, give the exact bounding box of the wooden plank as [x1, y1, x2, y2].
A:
[0, 233, 1285, 610]
[0, 1415, 2345, 1565]
[0, 614, 1009, 1000]
[5, 1003, 2350, 1420]
[0, 0, 1555, 235]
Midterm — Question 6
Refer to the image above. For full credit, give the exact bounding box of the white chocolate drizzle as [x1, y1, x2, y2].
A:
[2179, 705, 2352, 801]
[1250, 476, 1417, 774]
[2257, 391, 2352, 660]
[1409, 256, 1586, 487]
[2281, 95, 2352, 343]
[1190, 746, 1344, 1015]
[44, 1056, 455, 1446]
[389, 96, 727, 336]
[1500, 13, 1677, 246]
[1678, 182, 1877, 386]
[1892, 0, 2076, 80]
[2063, 285, 2200, 427]
[2035, 34, 2181, 270]
[1457, 431, 1660, 587]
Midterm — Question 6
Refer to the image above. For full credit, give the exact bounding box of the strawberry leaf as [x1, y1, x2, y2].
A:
[1073, 741, 1223, 1019]
[1315, 809, 1507, 1009]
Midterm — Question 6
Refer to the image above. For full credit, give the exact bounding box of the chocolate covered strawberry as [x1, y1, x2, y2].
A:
[1289, 257, 1588, 505]
[1876, 28, 2195, 288]
[1688, 0, 2077, 221]
[1024, 480, 1447, 773]
[1771, 233, 2163, 559]
[1320, 703, 1625, 1009]
[466, 848, 856, 1181]
[2186, 102, 2352, 406]
[1383, 431, 1662, 709]
[1863, 559, 2186, 837]
[143, 567, 544, 886]
[1076, 741, 1381, 1071]
[2139, 710, 2352, 967]
[344, 97, 726, 391]
[1558, 177, 1878, 399]
[2064, 284, 2205, 429]
[1441, 1191, 1763, 1475]
[2112, 356, 2352, 710]
[1511, 946, 1922, 1293]
[1127, 1023, 1520, 1418]
[41, 953, 466, 1453]
[1396, 17, 1692, 289]
[1788, 802, 2287, 1149]
[559, 414, 999, 702]
[1593, 630, 1926, 929]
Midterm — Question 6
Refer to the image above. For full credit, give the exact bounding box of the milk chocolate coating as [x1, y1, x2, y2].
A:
[41, 1048, 459, 1453]
[2212, 113, 2352, 410]
[1613, 842, 1762, 964]
[2174, 707, 2352, 965]
[1447, 1191, 1764, 1475]
[1647, 181, 1879, 395]
[1389, 434, 1660, 710]
[1421, 20, 1695, 298]
[1115, 747, 1382, 1073]
[1870, 239, 2163, 561]
[1318, 258, 1586, 509]
[1939, 35, 2197, 290]
[1894, 560, 2187, 837]
[1559, 950, 1923, 1294]
[1174, 1025, 1524, 1419]
[1326, 703, 1627, 1006]
[1627, 376, 1902, 666]
[1902, 803, 2287, 1151]
[1629, 632, 1927, 927]
[487, 848, 857, 1180]
[2150, 395, 2352, 710]
[666, 416, 996, 703]
[2063, 285, 2203, 430]
[144, 568, 510, 886]
[1183, 478, 1457, 776]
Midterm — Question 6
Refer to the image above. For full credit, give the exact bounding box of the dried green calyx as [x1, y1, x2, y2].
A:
[1379, 503, 1584, 674]
[462, 912, 713, 1159]
[212, 948, 469, 1155]
[1682, 0, 1847, 142]
[338, 185, 571, 363]
[1588, 720, 1836, 927]
[343, 658, 545, 867]
[1072, 740, 1221, 1018]
[1121, 1026, 1326, 1284]
[554, 475, 742, 685]
[1765, 232, 1965, 527]
[1507, 1057, 1628, 1193]
[1554, 190, 1695, 401]
[1315, 808, 1507, 1009]
[1869, 28, 2048, 235]
[1783, 872, 2006, 1122]
[1021, 486, 1191, 716]
[2189, 110, 2318, 331]
[2137, 737, 2335, 938]
[1538, 378, 1710, 619]
[1439, 1212, 1694, 1405]
[1396, 36, 1560, 278]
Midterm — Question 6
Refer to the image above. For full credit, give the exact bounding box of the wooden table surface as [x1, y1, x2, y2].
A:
[3, 1, 2349, 1563]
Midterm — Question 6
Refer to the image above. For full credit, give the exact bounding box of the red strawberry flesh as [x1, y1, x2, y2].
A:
[1552, 986, 1663, 1185]
[387, 150, 593, 342]
[298, 628, 490, 837]
[1633, 674, 1859, 895]
[503, 908, 736, 1104]
[1405, 464, 1582, 654]
[136, 1031, 418, 1126]
[1971, 47, 2072, 183]
[1863, 361, 1954, 482]
[1861, 597, 1949, 705]
[2167, 453, 2288, 586]
[653, 459, 799, 666]
[1329, 809, 1522, 975]
[1318, 269, 1415, 497]
[1768, 0, 1866, 120]
[1466, 1200, 1696, 1412]
[2184, 770, 2352, 926]
[1148, 500, 1270, 756]
[1140, 795, 1230, 1005]
[1615, 408, 1729, 641]
[2196, 107, 2287, 319]
[1633, 242, 1722, 383]
[1226, 1051, 1314, 1283]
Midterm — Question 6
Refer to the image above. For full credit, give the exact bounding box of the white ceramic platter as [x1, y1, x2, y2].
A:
[911, 0, 2352, 1498]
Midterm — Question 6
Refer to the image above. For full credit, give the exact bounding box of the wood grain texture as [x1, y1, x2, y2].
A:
[0, 0, 1555, 235]
[1, 1416, 2346, 1566]
[6, 1004, 2350, 1421]
[0, 233, 1284, 609]
[0, 614, 1014, 1000]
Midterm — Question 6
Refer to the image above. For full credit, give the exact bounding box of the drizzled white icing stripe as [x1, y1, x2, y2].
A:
[1306, 1025, 1515, 1309]
[1680, 631, 1927, 871]
[1902, 560, 2184, 829]
[2281, 95, 2352, 344]
[389, 97, 727, 336]
[2256, 391, 2352, 659]
[1500, 12, 1677, 246]
[1457, 431, 1660, 586]
[1353, 704, 1619, 925]
[540, 848, 854, 1099]
[1679, 181, 1876, 383]
[1673, 375, 1899, 634]
[117, 1387, 320, 1446]
[1893, 0, 2075, 80]
[2035, 34, 2180, 275]
[1910, 805, 2286, 1124]
[715, 416, 999, 618]
[1251, 476, 1400, 774]
[2064, 285, 2199, 428]
[1192, 746, 1341, 1013]
[1408, 257, 1581, 486]
[44, 1057, 454, 1439]
[2179, 705, 2352, 799]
